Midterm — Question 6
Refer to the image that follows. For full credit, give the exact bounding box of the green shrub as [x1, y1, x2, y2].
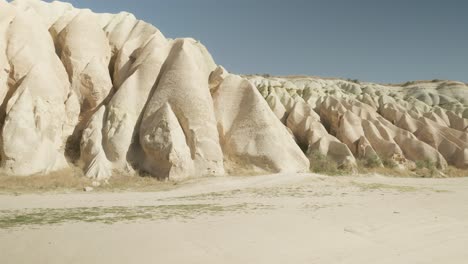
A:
[347, 78, 360, 84]
[415, 159, 438, 177]
[415, 160, 436, 170]
[309, 151, 341, 176]
[403, 81, 416, 86]
[364, 155, 382, 168]
[382, 158, 398, 169]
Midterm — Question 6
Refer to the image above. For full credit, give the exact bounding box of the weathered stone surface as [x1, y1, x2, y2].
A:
[140, 103, 194, 180]
[248, 76, 467, 170]
[140, 39, 224, 177]
[212, 68, 309, 174]
[80, 107, 111, 179]
[0, 0, 466, 180]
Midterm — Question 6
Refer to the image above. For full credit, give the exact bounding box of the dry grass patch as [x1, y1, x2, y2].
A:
[0, 168, 177, 194]
[357, 166, 410, 177]
[98, 173, 177, 192]
[0, 203, 267, 229]
[443, 166, 468, 177]
[309, 151, 349, 176]
[351, 181, 419, 192]
[357, 167, 441, 178]
[355, 159, 468, 178]
[0, 168, 91, 194]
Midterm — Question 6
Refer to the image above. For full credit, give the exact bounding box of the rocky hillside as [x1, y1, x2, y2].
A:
[0, 0, 466, 179]
[248, 76, 468, 171]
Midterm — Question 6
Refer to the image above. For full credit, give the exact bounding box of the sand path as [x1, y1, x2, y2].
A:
[1, 173, 468, 264]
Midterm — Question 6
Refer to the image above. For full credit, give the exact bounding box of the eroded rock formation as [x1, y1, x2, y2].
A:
[248, 76, 468, 170]
[0, 0, 466, 179]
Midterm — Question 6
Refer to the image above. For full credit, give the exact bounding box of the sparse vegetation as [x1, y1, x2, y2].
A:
[403, 81, 416, 86]
[415, 159, 436, 170]
[357, 156, 407, 177]
[0, 168, 89, 194]
[414, 159, 438, 178]
[0, 159, 465, 196]
[356, 158, 440, 178]
[382, 158, 398, 169]
[361, 155, 382, 169]
[356, 157, 468, 178]
[351, 181, 418, 192]
[309, 151, 342, 176]
[0, 168, 177, 194]
[443, 166, 468, 177]
[347, 78, 360, 84]
[0, 203, 262, 229]
[167, 185, 332, 201]
[307, 151, 463, 179]
[98, 173, 177, 192]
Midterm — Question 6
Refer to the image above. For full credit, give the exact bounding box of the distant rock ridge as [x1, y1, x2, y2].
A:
[248, 76, 468, 171]
[0, 0, 466, 179]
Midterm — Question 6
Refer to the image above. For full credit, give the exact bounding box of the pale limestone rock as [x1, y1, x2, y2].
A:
[103, 12, 138, 55]
[102, 33, 170, 170]
[56, 10, 112, 113]
[0, 4, 12, 108]
[80, 107, 111, 180]
[140, 103, 194, 179]
[247, 75, 465, 170]
[1, 4, 70, 175]
[287, 101, 356, 168]
[208, 66, 228, 91]
[265, 92, 288, 123]
[3, 86, 65, 175]
[140, 39, 224, 177]
[11, 0, 74, 29]
[212, 69, 309, 173]
[0, 0, 467, 179]
[111, 20, 163, 89]
[446, 111, 468, 132]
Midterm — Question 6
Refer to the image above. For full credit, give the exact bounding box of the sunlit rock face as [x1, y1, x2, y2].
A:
[248, 76, 468, 170]
[0, 0, 466, 179]
[0, 0, 309, 179]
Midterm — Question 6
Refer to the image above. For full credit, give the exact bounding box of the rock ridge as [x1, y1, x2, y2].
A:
[0, 0, 466, 179]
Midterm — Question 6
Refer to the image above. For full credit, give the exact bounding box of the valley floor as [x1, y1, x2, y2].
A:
[1, 173, 468, 264]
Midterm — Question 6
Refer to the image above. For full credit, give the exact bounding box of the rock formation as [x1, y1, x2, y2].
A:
[211, 67, 309, 174]
[0, 0, 466, 179]
[248, 76, 468, 170]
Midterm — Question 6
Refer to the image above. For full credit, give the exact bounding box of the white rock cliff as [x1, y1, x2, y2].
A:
[0, 0, 466, 179]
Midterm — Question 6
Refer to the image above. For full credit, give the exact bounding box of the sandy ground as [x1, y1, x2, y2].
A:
[1, 173, 468, 264]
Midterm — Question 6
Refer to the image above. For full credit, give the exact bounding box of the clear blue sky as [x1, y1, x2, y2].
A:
[44, 0, 467, 83]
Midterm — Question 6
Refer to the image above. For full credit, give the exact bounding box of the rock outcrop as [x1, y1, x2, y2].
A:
[0, 0, 466, 179]
[248, 76, 468, 170]
[211, 67, 309, 174]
